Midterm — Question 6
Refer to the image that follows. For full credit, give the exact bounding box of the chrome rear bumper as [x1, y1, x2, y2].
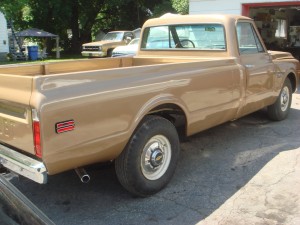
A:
[0, 144, 47, 184]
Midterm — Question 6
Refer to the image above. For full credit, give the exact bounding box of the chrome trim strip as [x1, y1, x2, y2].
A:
[31, 108, 39, 122]
[0, 144, 47, 184]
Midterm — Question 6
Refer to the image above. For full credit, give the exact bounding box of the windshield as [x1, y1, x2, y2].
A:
[141, 24, 226, 51]
[103, 32, 124, 41]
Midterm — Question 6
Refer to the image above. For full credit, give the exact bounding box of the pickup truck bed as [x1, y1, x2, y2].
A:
[0, 56, 229, 75]
[0, 56, 239, 173]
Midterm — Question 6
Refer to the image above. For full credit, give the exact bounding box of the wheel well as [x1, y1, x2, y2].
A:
[107, 48, 114, 56]
[147, 104, 187, 139]
[287, 73, 297, 92]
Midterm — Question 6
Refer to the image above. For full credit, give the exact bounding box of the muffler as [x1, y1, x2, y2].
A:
[75, 168, 90, 183]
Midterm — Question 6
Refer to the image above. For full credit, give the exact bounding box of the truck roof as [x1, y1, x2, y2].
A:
[143, 14, 252, 27]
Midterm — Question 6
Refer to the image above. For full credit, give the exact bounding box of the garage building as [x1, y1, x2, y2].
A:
[189, 0, 300, 59]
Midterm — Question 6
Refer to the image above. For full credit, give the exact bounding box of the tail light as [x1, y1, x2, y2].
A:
[32, 109, 42, 158]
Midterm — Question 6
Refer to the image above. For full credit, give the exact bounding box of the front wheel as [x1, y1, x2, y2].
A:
[267, 78, 292, 121]
[115, 116, 180, 197]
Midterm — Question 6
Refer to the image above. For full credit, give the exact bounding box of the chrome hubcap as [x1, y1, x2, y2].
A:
[141, 135, 171, 180]
[281, 86, 289, 112]
[150, 148, 164, 167]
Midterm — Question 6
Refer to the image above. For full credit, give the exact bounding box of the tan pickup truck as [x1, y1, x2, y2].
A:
[0, 15, 299, 197]
[81, 31, 135, 57]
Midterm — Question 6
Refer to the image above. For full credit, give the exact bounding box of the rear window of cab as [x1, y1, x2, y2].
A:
[141, 24, 226, 51]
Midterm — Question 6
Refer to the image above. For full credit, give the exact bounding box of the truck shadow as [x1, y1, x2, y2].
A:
[12, 107, 300, 225]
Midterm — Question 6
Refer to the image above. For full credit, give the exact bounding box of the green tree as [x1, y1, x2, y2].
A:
[171, 0, 189, 15]
[0, 0, 172, 54]
[152, 0, 174, 18]
[151, 0, 189, 18]
[0, 0, 30, 29]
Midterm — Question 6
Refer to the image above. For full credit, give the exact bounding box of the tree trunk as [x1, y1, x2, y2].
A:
[70, 1, 81, 54]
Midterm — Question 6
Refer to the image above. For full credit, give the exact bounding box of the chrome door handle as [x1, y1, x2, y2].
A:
[245, 64, 255, 68]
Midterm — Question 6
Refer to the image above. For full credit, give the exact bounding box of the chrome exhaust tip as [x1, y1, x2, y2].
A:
[75, 168, 90, 183]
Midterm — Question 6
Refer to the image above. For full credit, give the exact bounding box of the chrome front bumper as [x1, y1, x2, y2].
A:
[0, 144, 47, 184]
[81, 51, 106, 57]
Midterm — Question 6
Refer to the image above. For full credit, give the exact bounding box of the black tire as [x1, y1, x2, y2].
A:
[115, 115, 180, 197]
[267, 78, 292, 121]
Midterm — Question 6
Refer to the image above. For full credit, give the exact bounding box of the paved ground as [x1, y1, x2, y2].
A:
[11, 87, 300, 225]
[197, 148, 300, 225]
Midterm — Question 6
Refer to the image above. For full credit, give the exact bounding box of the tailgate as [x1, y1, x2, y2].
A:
[0, 73, 35, 155]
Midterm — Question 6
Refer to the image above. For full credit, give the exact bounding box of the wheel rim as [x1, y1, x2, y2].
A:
[141, 135, 171, 180]
[281, 86, 290, 112]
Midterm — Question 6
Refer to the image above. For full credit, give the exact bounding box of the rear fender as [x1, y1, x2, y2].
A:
[130, 94, 188, 136]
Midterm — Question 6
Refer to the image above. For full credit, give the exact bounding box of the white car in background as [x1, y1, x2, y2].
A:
[112, 38, 139, 57]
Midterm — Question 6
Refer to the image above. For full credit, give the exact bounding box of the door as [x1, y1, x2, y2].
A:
[237, 21, 275, 114]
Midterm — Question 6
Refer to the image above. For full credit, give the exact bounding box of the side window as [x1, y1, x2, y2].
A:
[237, 22, 265, 54]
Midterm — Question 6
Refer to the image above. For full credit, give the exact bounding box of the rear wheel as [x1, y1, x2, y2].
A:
[115, 115, 180, 197]
[267, 78, 292, 121]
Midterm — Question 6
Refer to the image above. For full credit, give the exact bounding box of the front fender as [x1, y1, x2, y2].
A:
[273, 58, 298, 93]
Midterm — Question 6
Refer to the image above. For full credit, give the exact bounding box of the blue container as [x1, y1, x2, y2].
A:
[27, 46, 38, 60]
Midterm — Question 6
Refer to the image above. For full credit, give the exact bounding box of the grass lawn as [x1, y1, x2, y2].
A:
[0, 54, 86, 65]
